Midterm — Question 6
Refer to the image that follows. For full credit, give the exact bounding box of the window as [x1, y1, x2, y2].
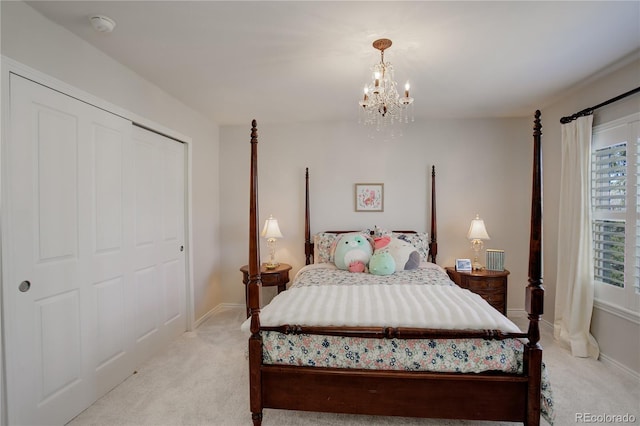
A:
[591, 113, 640, 313]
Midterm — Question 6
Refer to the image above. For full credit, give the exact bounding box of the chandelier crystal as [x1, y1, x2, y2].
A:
[358, 39, 414, 129]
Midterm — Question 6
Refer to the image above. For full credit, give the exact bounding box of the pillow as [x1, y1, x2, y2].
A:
[392, 232, 430, 262]
[332, 233, 373, 271]
[313, 232, 339, 264]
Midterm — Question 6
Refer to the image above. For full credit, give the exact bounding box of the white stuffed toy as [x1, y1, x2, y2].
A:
[387, 237, 421, 271]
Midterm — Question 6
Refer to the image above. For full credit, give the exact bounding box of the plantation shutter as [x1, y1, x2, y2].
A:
[592, 142, 627, 287]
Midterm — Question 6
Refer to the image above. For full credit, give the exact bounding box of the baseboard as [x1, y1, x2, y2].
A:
[515, 310, 639, 380]
[193, 303, 244, 329]
[507, 308, 526, 319]
[507, 309, 553, 324]
[599, 352, 640, 381]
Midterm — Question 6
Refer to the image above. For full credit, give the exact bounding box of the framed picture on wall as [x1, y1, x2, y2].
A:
[355, 183, 384, 212]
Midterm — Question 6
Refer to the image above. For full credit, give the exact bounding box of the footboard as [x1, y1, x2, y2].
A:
[262, 366, 528, 421]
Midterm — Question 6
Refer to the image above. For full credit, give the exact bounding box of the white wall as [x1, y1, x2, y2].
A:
[541, 55, 640, 374]
[0, 1, 222, 321]
[220, 117, 534, 311]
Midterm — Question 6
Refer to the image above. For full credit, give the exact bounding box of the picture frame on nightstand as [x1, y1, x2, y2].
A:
[455, 258, 472, 272]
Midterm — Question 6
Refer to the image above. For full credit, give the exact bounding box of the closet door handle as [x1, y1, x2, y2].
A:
[180, 245, 184, 252]
[19, 280, 31, 292]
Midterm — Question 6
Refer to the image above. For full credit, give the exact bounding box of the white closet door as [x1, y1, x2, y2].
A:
[4, 75, 134, 425]
[131, 126, 186, 366]
[4, 75, 186, 425]
[87, 104, 137, 398]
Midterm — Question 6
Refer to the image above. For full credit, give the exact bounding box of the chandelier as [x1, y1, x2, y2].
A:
[358, 38, 414, 128]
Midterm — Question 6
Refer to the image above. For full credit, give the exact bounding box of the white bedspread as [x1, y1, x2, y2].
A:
[241, 264, 521, 334]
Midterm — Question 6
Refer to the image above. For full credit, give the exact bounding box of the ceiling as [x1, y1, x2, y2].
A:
[25, 1, 640, 126]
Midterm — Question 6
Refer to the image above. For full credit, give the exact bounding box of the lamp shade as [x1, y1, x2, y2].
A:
[467, 214, 490, 240]
[261, 215, 283, 240]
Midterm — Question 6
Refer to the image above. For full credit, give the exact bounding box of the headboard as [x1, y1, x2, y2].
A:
[304, 166, 438, 265]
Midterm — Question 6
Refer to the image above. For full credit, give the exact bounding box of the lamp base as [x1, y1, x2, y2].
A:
[264, 262, 279, 270]
[471, 240, 485, 271]
[472, 262, 485, 271]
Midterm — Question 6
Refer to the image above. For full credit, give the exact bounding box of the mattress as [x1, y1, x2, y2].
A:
[241, 262, 520, 333]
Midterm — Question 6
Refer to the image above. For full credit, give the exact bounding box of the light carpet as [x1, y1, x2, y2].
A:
[67, 307, 639, 425]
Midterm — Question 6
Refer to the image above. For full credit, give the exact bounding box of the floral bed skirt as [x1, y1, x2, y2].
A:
[260, 331, 555, 424]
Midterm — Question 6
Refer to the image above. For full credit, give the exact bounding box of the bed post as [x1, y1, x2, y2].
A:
[525, 110, 544, 426]
[248, 119, 263, 426]
[305, 168, 312, 265]
[428, 165, 438, 263]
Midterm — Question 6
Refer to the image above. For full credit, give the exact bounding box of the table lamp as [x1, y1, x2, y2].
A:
[261, 215, 283, 269]
[467, 214, 490, 270]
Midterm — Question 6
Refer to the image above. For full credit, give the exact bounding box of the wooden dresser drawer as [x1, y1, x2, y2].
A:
[260, 273, 282, 286]
[445, 267, 510, 315]
[466, 277, 504, 291]
[478, 293, 505, 310]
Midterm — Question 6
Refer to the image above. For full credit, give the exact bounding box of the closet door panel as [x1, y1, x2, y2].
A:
[94, 276, 127, 366]
[163, 259, 182, 323]
[37, 290, 82, 400]
[93, 124, 124, 253]
[36, 105, 78, 262]
[87, 111, 136, 397]
[159, 136, 186, 336]
[131, 126, 186, 365]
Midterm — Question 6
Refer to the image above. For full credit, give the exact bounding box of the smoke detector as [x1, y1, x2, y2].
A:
[89, 15, 116, 33]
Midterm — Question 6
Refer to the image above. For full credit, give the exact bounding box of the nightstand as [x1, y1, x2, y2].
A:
[445, 267, 509, 315]
[240, 263, 292, 318]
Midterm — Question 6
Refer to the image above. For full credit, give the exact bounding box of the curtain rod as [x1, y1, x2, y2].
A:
[559, 86, 640, 124]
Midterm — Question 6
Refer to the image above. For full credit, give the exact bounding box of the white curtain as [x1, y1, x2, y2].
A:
[554, 115, 600, 359]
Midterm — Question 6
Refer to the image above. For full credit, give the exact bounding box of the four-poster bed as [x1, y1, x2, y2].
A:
[245, 111, 548, 425]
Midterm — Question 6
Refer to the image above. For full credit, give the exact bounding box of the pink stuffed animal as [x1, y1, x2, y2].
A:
[374, 236, 391, 250]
